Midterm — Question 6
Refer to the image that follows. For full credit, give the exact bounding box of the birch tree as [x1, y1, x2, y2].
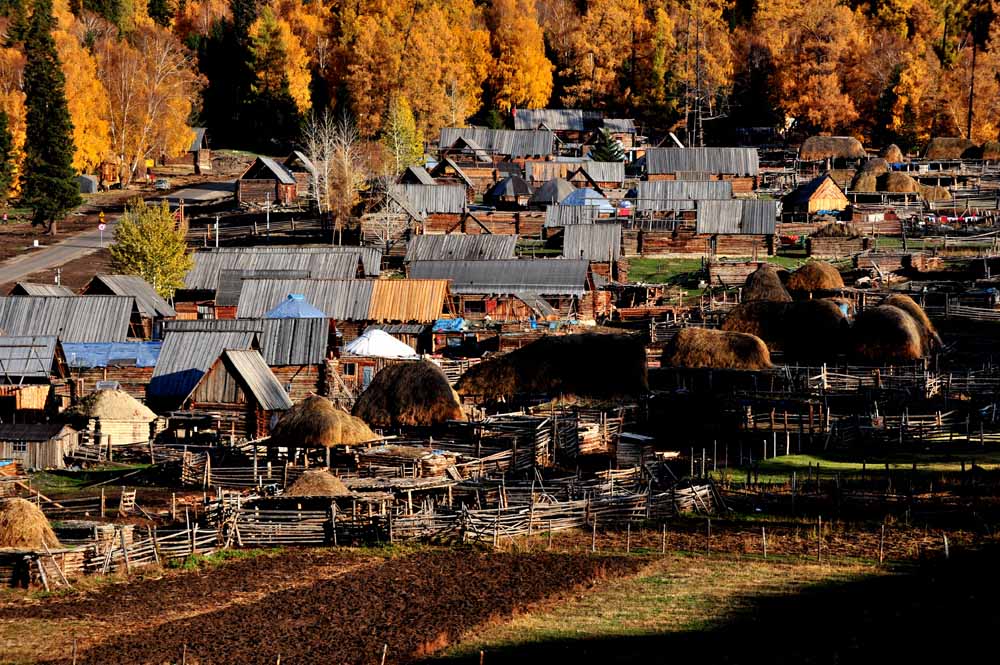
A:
[305, 111, 367, 244]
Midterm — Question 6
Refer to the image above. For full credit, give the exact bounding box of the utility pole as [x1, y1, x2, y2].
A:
[214, 215, 219, 248]
[265, 191, 271, 241]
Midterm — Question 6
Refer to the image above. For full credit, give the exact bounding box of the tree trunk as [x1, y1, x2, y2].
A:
[48, 219, 58, 236]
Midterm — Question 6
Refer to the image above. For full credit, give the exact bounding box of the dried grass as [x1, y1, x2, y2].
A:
[269, 395, 378, 448]
[662, 328, 772, 370]
[921, 185, 952, 202]
[811, 222, 861, 239]
[353, 360, 465, 427]
[884, 294, 941, 354]
[284, 468, 352, 497]
[0, 498, 60, 549]
[71, 389, 157, 422]
[882, 172, 921, 193]
[743, 264, 791, 303]
[850, 306, 924, 362]
[786, 261, 845, 293]
[982, 141, 1000, 161]
[924, 137, 978, 160]
[880, 144, 905, 162]
[799, 136, 867, 161]
[722, 299, 849, 362]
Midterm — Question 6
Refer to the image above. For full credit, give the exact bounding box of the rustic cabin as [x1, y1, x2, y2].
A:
[283, 151, 317, 198]
[81, 274, 176, 339]
[0, 424, 77, 469]
[601, 118, 639, 150]
[0, 296, 136, 342]
[561, 224, 626, 282]
[404, 234, 518, 265]
[525, 160, 587, 185]
[530, 178, 576, 207]
[161, 127, 211, 174]
[214, 269, 313, 319]
[513, 109, 602, 144]
[644, 147, 759, 194]
[62, 341, 161, 401]
[236, 156, 298, 206]
[70, 389, 159, 448]
[399, 166, 436, 186]
[182, 349, 293, 441]
[544, 205, 604, 230]
[694, 199, 777, 257]
[568, 162, 626, 192]
[390, 184, 467, 234]
[437, 128, 555, 191]
[0, 337, 65, 421]
[485, 176, 533, 208]
[783, 174, 849, 216]
[8, 283, 74, 296]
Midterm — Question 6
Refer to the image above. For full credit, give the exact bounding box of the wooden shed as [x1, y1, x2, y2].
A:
[237, 157, 297, 206]
[0, 424, 77, 469]
[283, 151, 316, 198]
[783, 174, 849, 215]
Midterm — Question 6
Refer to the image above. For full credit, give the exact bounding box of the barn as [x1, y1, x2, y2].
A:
[237, 157, 298, 206]
[644, 147, 759, 194]
[783, 174, 849, 215]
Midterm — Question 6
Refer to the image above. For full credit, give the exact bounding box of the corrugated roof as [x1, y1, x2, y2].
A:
[149, 330, 258, 400]
[259, 317, 328, 365]
[216, 269, 313, 307]
[603, 118, 636, 133]
[562, 224, 622, 260]
[633, 180, 733, 212]
[219, 349, 293, 411]
[62, 342, 161, 369]
[162, 320, 264, 333]
[366, 323, 428, 335]
[88, 274, 176, 318]
[245, 156, 296, 185]
[695, 199, 779, 235]
[0, 336, 58, 379]
[439, 128, 555, 157]
[368, 280, 448, 323]
[390, 184, 466, 214]
[237, 279, 374, 320]
[0, 423, 73, 441]
[575, 161, 625, 184]
[544, 205, 601, 227]
[284, 151, 316, 176]
[429, 158, 474, 188]
[0, 296, 133, 343]
[409, 259, 589, 296]
[185, 247, 380, 290]
[10, 283, 75, 297]
[646, 147, 759, 176]
[400, 166, 436, 185]
[404, 234, 518, 263]
[513, 109, 602, 131]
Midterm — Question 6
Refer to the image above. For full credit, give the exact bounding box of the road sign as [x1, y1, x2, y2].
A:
[98, 223, 106, 231]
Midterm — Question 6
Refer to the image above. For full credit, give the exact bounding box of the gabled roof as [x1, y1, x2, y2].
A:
[646, 147, 759, 176]
[284, 150, 316, 176]
[439, 128, 555, 158]
[0, 336, 60, 379]
[213, 349, 293, 411]
[86, 274, 176, 318]
[265, 293, 328, 318]
[405, 234, 518, 263]
[409, 259, 589, 296]
[0, 296, 133, 343]
[530, 178, 576, 206]
[62, 342, 161, 369]
[486, 175, 532, 201]
[603, 118, 636, 134]
[390, 184, 466, 215]
[429, 158, 474, 189]
[148, 330, 258, 401]
[544, 205, 602, 228]
[696, 199, 779, 235]
[9, 283, 75, 297]
[240, 156, 297, 185]
[216, 269, 313, 308]
[185, 246, 380, 290]
[783, 173, 847, 207]
[562, 224, 622, 261]
[399, 166, 436, 185]
[574, 161, 625, 184]
[633, 180, 733, 212]
[0, 423, 75, 442]
[513, 109, 602, 132]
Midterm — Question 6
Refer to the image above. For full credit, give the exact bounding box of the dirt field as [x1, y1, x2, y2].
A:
[0, 547, 640, 665]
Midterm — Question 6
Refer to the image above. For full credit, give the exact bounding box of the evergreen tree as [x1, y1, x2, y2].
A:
[109, 199, 193, 299]
[3, 0, 29, 45]
[147, 0, 173, 27]
[588, 128, 625, 162]
[21, 0, 81, 234]
[0, 110, 13, 206]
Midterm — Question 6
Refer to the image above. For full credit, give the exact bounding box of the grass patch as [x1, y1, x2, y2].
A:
[627, 258, 703, 286]
[166, 548, 283, 571]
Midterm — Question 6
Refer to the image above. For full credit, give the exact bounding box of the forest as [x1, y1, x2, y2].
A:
[0, 0, 998, 180]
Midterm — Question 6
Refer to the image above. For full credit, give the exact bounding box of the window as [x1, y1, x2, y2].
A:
[12, 440, 27, 454]
[341, 363, 356, 376]
[464, 300, 486, 314]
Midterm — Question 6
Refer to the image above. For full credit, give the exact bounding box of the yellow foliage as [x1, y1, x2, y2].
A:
[249, 4, 312, 114]
[0, 48, 25, 196]
[488, 0, 553, 111]
[55, 31, 110, 172]
[173, 0, 231, 40]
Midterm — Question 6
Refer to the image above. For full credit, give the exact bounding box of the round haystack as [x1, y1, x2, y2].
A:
[743, 264, 791, 303]
[882, 172, 921, 193]
[799, 136, 867, 162]
[662, 328, 772, 370]
[455, 333, 648, 401]
[884, 294, 941, 354]
[268, 396, 378, 448]
[850, 306, 924, 363]
[811, 222, 861, 239]
[921, 185, 952, 202]
[786, 261, 845, 293]
[71, 389, 157, 422]
[851, 172, 878, 193]
[284, 468, 352, 498]
[982, 141, 1000, 161]
[353, 360, 465, 427]
[721, 301, 788, 347]
[722, 299, 849, 362]
[823, 296, 855, 318]
[0, 498, 60, 549]
[880, 144, 905, 163]
[924, 137, 979, 160]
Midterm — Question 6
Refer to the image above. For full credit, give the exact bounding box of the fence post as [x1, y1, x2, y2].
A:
[331, 503, 338, 547]
[100, 488, 106, 518]
[762, 526, 767, 559]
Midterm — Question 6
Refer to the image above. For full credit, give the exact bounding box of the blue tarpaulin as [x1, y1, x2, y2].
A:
[63, 342, 162, 368]
[433, 318, 466, 332]
[265, 293, 328, 319]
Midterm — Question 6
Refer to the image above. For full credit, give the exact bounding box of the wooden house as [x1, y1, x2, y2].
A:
[391, 184, 467, 233]
[236, 157, 298, 206]
[428, 158, 476, 200]
[514, 109, 602, 144]
[561, 224, 627, 282]
[0, 336, 65, 420]
[783, 173, 849, 216]
[161, 127, 211, 174]
[0, 296, 136, 342]
[62, 341, 161, 402]
[0, 424, 77, 469]
[632, 199, 777, 257]
[404, 234, 518, 265]
[283, 151, 316, 198]
[644, 147, 759, 194]
[148, 328, 260, 410]
[438, 128, 555, 192]
[81, 274, 176, 339]
[399, 166, 436, 185]
[8, 283, 74, 296]
[183, 349, 293, 441]
[568, 162, 626, 191]
[484, 175, 532, 208]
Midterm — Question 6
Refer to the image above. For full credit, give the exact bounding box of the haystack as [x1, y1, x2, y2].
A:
[884, 294, 941, 354]
[284, 468, 351, 497]
[921, 185, 952, 202]
[850, 158, 889, 192]
[71, 389, 157, 422]
[353, 360, 465, 427]
[743, 264, 791, 303]
[811, 222, 861, 239]
[662, 328, 772, 370]
[880, 144, 905, 163]
[722, 299, 849, 362]
[882, 172, 921, 193]
[0, 498, 60, 549]
[982, 141, 1000, 161]
[786, 261, 845, 293]
[799, 136, 867, 162]
[455, 333, 648, 401]
[268, 395, 378, 448]
[924, 137, 978, 160]
[850, 306, 924, 363]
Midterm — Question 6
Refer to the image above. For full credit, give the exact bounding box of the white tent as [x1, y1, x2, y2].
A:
[344, 329, 419, 359]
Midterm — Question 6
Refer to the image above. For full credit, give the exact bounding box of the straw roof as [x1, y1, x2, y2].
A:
[799, 136, 866, 161]
[0, 498, 60, 549]
[850, 306, 924, 363]
[455, 333, 648, 401]
[284, 468, 352, 497]
[352, 360, 465, 427]
[884, 294, 941, 354]
[743, 264, 791, 303]
[662, 328, 772, 370]
[268, 396, 377, 448]
[786, 261, 845, 293]
[72, 389, 157, 422]
[924, 137, 978, 160]
[880, 144, 905, 162]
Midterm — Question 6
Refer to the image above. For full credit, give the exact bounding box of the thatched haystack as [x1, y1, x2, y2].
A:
[882, 172, 921, 193]
[850, 158, 889, 192]
[743, 264, 791, 302]
[786, 261, 845, 293]
[812, 222, 861, 238]
[850, 306, 924, 362]
[353, 361, 465, 427]
[0, 498, 60, 549]
[284, 468, 351, 497]
[662, 328, 772, 370]
[799, 136, 867, 162]
[722, 299, 849, 362]
[880, 144, 905, 162]
[269, 396, 377, 448]
[884, 294, 941, 354]
[70, 389, 157, 422]
[455, 333, 648, 401]
[982, 141, 1000, 161]
[924, 137, 978, 160]
[921, 185, 952, 202]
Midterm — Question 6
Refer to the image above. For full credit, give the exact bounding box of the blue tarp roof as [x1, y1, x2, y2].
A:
[559, 187, 615, 213]
[433, 318, 466, 332]
[63, 342, 162, 368]
[264, 293, 328, 319]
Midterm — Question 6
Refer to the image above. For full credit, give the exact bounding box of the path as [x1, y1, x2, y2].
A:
[0, 217, 117, 285]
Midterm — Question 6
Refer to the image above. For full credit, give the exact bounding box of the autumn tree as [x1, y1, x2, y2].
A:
[487, 0, 553, 112]
[0, 110, 14, 204]
[109, 198, 193, 298]
[147, 0, 172, 26]
[249, 3, 311, 114]
[21, 0, 80, 234]
[304, 111, 367, 244]
[381, 96, 423, 175]
[0, 47, 25, 196]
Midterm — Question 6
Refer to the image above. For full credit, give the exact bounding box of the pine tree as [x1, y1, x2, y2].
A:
[147, 0, 173, 27]
[0, 110, 14, 206]
[589, 128, 625, 162]
[109, 199, 193, 299]
[21, 0, 81, 234]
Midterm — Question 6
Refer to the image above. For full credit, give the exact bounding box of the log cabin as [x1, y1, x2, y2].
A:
[283, 151, 317, 199]
[644, 147, 759, 194]
[236, 156, 298, 206]
[62, 341, 161, 402]
[0, 336, 66, 421]
[81, 274, 176, 339]
[782, 173, 850, 216]
[0, 296, 136, 342]
[0, 424, 77, 470]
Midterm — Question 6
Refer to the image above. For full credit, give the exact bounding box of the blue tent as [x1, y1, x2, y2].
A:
[265, 293, 328, 319]
[559, 187, 615, 213]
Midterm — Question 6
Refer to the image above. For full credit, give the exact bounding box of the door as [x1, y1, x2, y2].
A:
[362, 366, 374, 389]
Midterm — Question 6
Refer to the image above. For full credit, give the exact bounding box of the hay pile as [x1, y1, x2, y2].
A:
[882, 172, 921, 193]
[0, 498, 60, 549]
[786, 261, 845, 293]
[722, 299, 849, 362]
[849, 306, 924, 362]
[71, 389, 157, 422]
[924, 137, 978, 160]
[982, 141, 1000, 161]
[811, 222, 861, 239]
[743, 264, 791, 303]
[284, 468, 352, 497]
[353, 360, 465, 427]
[881, 144, 905, 162]
[921, 185, 952, 202]
[884, 294, 941, 354]
[850, 158, 889, 192]
[662, 328, 772, 370]
[455, 333, 648, 401]
[269, 396, 377, 448]
[799, 136, 867, 162]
